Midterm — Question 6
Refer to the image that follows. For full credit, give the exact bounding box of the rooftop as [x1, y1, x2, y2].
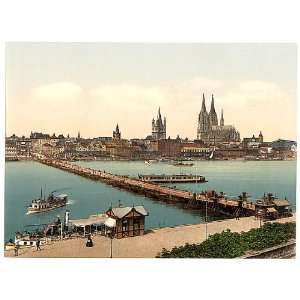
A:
[109, 206, 148, 219]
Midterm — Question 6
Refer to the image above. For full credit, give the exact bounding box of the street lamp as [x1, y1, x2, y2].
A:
[259, 215, 262, 228]
[205, 201, 208, 240]
[110, 234, 113, 258]
[257, 209, 263, 228]
[107, 229, 114, 258]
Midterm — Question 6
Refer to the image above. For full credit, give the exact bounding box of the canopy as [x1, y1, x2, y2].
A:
[273, 199, 290, 207]
[104, 217, 116, 228]
[69, 214, 107, 227]
[266, 207, 277, 213]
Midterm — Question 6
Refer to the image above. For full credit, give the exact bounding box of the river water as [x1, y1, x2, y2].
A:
[4, 160, 296, 241]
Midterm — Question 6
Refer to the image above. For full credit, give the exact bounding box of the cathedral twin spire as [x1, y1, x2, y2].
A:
[209, 94, 218, 126]
[197, 93, 224, 140]
[197, 94, 240, 143]
[201, 94, 207, 112]
[200, 93, 222, 127]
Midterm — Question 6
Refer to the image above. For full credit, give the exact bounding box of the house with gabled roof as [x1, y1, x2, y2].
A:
[106, 205, 149, 238]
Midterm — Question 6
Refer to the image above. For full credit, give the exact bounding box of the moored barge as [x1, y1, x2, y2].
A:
[138, 174, 206, 183]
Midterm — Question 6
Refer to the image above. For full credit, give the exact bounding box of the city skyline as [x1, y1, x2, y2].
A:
[6, 43, 297, 140]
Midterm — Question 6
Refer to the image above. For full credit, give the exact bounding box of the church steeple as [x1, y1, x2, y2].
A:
[201, 93, 207, 112]
[152, 107, 166, 140]
[220, 109, 224, 126]
[197, 93, 210, 139]
[113, 123, 121, 140]
[210, 94, 216, 113]
[209, 94, 218, 126]
[259, 131, 263, 143]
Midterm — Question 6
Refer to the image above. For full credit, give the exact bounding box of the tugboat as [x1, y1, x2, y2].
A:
[27, 188, 68, 215]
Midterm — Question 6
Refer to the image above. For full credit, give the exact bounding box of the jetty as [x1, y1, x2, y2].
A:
[36, 158, 292, 219]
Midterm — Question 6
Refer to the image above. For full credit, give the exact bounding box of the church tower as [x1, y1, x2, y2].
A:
[197, 94, 210, 140]
[220, 109, 224, 126]
[152, 107, 166, 140]
[209, 94, 218, 126]
[113, 123, 121, 140]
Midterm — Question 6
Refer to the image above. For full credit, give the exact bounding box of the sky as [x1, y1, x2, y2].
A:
[5, 43, 297, 141]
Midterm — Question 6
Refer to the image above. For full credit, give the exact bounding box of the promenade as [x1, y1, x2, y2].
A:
[6, 214, 295, 258]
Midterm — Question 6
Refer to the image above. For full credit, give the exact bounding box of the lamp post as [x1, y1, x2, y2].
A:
[257, 209, 263, 228]
[259, 215, 262, 228]
[110, 234, 113, 258]
[205, 201, 208, 240]
[108, 229, 114, 259]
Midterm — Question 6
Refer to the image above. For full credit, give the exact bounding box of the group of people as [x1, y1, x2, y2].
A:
[13, 235, 92, 257]
[14, 239, 41, 256]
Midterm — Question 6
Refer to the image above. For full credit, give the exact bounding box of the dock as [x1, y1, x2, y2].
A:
[36, 158, 291, 219]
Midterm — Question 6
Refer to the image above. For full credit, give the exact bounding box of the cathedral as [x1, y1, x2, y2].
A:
[197, 94, 240, 144]
[152, 107, 166, 140]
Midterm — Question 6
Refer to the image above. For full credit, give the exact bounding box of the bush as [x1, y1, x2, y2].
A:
[158, 222, 296, 258]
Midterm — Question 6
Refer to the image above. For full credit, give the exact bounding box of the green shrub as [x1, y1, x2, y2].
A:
[158, 222, 295, 258]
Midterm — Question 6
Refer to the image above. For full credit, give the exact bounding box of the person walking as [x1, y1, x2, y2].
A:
[14, 243, 19, 256]
[36, 239, 41, 251]
[86, 234, 93, 247]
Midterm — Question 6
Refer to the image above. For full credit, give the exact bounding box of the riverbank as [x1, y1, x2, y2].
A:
[5, 214, 295, 258]
[5, 156, 297, 162]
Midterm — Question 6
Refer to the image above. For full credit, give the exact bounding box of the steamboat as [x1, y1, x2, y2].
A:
[27, 188, 68, 215]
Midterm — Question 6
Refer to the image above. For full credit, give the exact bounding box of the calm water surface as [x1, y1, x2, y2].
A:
[5, 160, 296, 241]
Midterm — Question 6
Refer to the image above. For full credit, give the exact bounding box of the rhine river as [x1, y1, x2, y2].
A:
[5, 160, 296, 241]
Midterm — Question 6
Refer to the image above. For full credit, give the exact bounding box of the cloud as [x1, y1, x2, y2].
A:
[218, 80, 296, 140]
[33, 82, 83, 102]
[10, 78, 294, 140]
[221, 80, 292, 110]
[90, 83, 166, 109]
[89, 77, 223, 111]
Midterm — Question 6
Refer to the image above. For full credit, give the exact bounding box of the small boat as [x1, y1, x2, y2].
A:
[144, 160, 151, 165]
[209, 147, 215, 159]
[158, 158, 169, 162]
[173, 162, 194, 167]
[27, 188, 68, 215]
